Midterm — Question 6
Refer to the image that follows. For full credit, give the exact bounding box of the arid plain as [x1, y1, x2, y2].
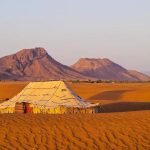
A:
[0, 82, 150, 150]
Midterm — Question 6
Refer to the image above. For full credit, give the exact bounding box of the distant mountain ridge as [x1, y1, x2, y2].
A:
[0, 48, 149, 81]
[0, 48, 90, 81]
[71, 58, 150, 81]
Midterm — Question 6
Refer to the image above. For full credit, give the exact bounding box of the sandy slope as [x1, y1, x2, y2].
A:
[0, 112, 150, 150]
[69, 83, 150, 102]
[0, 82, 150, 149]
[0, 82, 27, 101]
[69, 83, 150, 113]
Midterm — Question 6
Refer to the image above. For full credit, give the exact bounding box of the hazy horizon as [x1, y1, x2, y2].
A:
[0, 0, 150, 72]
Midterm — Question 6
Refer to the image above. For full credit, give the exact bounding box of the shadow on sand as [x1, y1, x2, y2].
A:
[88, 90, 133, 101]
[101, 102, 150, 113]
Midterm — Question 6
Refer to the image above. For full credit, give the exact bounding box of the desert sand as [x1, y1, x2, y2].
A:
[0, 82, 150, 150]
[0, 82, 28, 101]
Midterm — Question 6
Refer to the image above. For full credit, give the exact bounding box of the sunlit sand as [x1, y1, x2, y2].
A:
[0, 82, 150, 149]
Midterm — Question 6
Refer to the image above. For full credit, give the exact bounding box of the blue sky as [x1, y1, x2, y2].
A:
[0, 0, 150, 71]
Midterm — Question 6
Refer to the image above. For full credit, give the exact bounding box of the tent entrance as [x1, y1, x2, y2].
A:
[15, 102, 33, 114]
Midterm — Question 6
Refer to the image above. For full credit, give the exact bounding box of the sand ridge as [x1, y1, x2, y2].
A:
[0, 82, 150, 149]
[0, 111, 150, 150]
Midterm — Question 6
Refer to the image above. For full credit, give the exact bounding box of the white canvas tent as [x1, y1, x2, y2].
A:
[0, 81, 99, 114]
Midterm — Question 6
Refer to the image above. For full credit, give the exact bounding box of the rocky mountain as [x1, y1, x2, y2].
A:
[0, 48, 149, 81]
[71, 58, 150, 81]
[0, 48, 90, 81]
[128, 70, 150, 81]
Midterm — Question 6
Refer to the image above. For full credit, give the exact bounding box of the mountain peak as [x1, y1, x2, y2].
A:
[78, 58, 112, 63]
[0, 47, 89, 81]
[72, 58, 114, 70]
[16, 47, 48, 59]
[71, 58, 150, 81]
[19, 47, 47, 53]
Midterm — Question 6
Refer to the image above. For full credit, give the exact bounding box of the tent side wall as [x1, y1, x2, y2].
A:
[32, 105, 101, 114]
[0, 107, 15, 114]
[0, 105, 101, 114]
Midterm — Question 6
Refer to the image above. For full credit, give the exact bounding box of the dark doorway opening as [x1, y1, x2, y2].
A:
[15, 102, 33, 113]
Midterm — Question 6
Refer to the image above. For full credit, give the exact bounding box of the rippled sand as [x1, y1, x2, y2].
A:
[0, 82, 150, 149]
[0, 111, 150, 150]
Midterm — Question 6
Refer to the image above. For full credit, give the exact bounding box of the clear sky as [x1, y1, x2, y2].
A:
[0, 0, 150, 71]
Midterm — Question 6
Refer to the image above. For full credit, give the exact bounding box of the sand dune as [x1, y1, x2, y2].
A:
[69, 83, 150, 102]
[0, 112, 150, 150]
[0, 82, 150, 149]
[0, 111, 150, 150]
[0, 82, 27, 101]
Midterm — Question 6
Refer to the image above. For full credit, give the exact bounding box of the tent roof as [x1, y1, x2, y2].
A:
[0, 81, 98, 109]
